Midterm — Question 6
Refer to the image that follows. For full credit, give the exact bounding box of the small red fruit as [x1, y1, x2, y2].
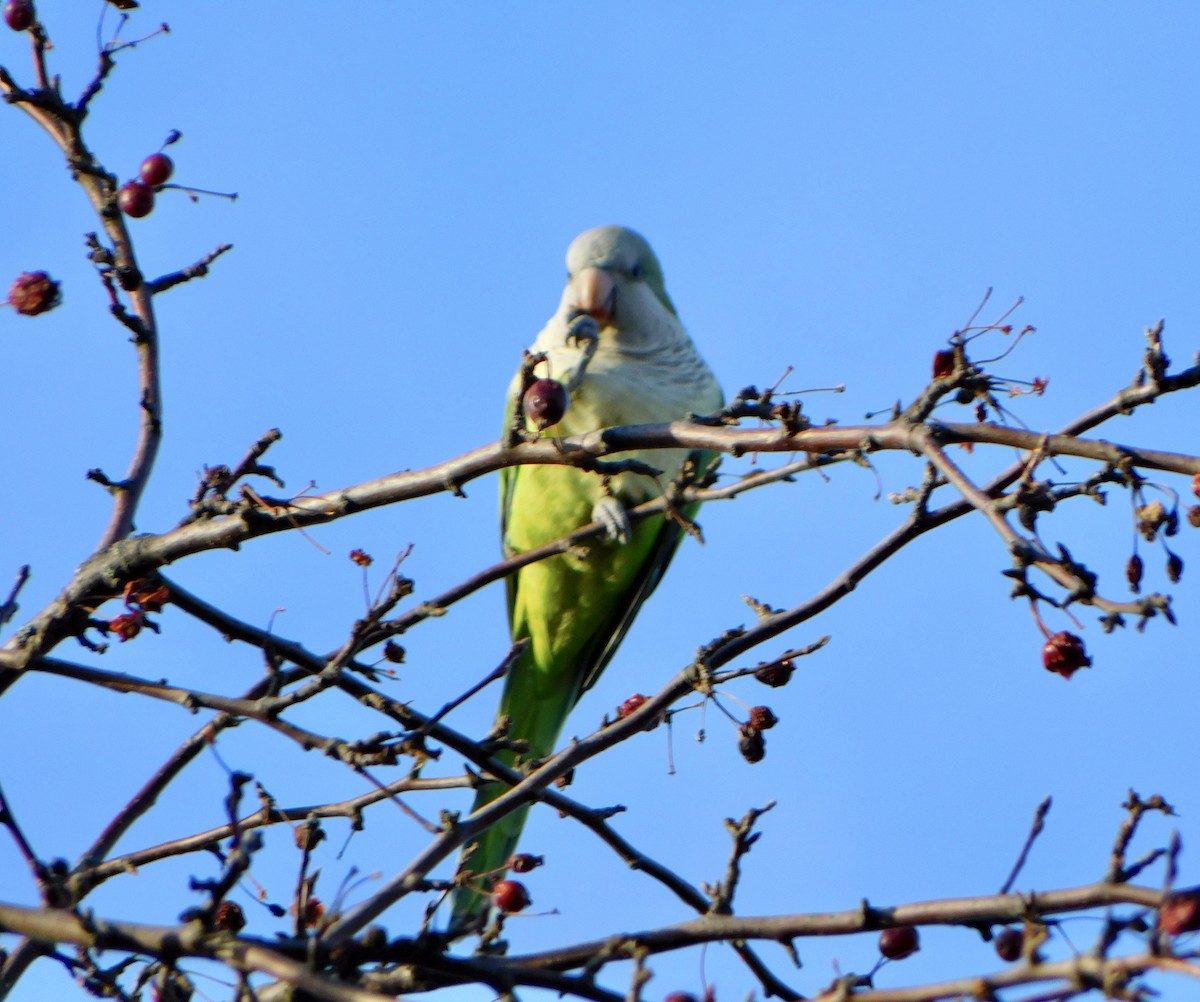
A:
[139, 152, 174, 186]
[492, 879, 531, 914]
[879, 925, 920, 960]
[523, 377, 570, 430]
[118, 181, 155, 218]
[1041, 631, 1091, 679]
[618, 693, 649, 718]
[4, 0, 34, 31]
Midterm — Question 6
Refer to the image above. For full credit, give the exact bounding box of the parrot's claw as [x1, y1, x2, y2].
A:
[565, 312, 600, 348]
[563, 314, 600, 393]
[593, 496, 631, 545]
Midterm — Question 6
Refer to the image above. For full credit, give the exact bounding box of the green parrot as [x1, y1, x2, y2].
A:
[452, 225, 723, 922]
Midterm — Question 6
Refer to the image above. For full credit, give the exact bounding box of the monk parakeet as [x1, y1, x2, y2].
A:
[452, 225, 723, 922]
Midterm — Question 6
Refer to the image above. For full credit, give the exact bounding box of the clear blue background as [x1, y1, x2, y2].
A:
[2, 4, 1198, 1000]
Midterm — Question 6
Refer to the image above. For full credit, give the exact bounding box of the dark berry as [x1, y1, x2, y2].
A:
[492, 879, 531, 914]
[879, 925, 920, 960]
[508, 853, 543, 873]
[1126, 553, 1143, 593]
[994, 927, 1023, 962]
[753, 658, 795, 688]
[117, 181, 155, 218]
[932, 349, 955, 379]
[7, 270, 61, 316]
[4, 0, 34, 31]
[738, 725, 765, 763]
[213, 900, 245, 932]
[139, 152, 174, 186]
[1041, 631, 1090, 679]
[524, 377, 570, 430]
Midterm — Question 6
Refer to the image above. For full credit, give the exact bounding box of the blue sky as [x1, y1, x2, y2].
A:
[3, 4, 1199, 1000]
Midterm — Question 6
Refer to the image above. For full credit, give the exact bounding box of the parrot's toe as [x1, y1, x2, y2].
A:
[593, 496, 631, 545]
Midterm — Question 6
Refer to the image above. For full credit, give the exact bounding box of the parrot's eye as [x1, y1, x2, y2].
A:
[630, 261, 644, 280]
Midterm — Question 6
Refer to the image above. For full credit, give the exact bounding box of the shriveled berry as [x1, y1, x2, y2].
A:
[1159, 889, 1200, 936]
[932, 349, 955, 379]
[294, 823, 325, 852]
[879, 925, 920, 960]
[382, 641, 406, 664]
[4, 0, 34, 31]
[994, 926, 1023, 962]
[1189, 505, 1200, 529]
[118, 181, 155, 218]
[748, 706, 777, 730]
[1167, 551, 1184, 584]
[508, 853, 543, 873]
[1042, 631, 1090, 679]
[492, 879, 531, 914]
[139, 152, 174, 186]
[1126, 553, 1143, 593]
[524, 378, 570, 430]
[619, 693, 649, 718]
[738, 725, 765, 763]
[1135, 500, 1168, 541]
[7, 270, 61, 316]
[753, 658, 795, 688]
[213, 900, 245, 932]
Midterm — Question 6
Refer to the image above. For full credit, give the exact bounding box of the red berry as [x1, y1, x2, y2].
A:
[139, 152, 174, 186]
[1041, 631, 1091, 679]
[492, 879, 531, 914]
[4, 0, 34, 31]
[878, 925, 920, 960]
[618, 693, 649, 718]
[117, 181, 155, 218]
[523, 378, 570, 430]
[994, 927, 1023, 962]
[932, 349, 955, 379]
[7, 270, 61, 316]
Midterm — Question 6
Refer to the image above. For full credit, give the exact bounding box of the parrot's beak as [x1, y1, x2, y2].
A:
[571, 267, 616, 325]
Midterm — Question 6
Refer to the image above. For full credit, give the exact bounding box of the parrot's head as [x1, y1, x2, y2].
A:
[562, 226, 679, 350]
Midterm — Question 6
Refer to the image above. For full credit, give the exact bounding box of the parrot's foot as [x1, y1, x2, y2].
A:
[593, 496, 631, 544]
[563, 314, 600, 392]
[565, 312, 599, 348]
